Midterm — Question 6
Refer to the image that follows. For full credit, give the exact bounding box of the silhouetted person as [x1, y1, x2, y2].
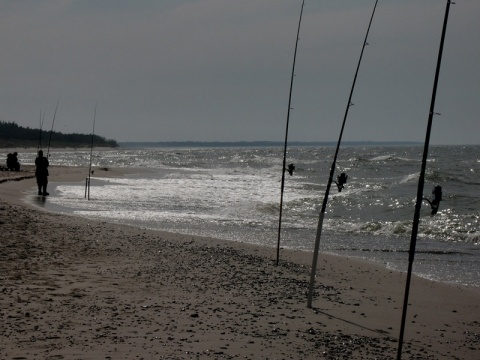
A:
[6, 152, 20, 171]
[35, 150, 49, 196]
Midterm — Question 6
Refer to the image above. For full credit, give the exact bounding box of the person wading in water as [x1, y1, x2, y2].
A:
[35, 150, 49, 196]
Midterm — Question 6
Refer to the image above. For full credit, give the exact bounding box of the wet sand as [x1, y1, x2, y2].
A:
[0, 166, 478, 359]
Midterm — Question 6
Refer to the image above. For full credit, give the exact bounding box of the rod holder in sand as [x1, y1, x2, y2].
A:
[86, 103, 97, 201]
[85, 177, 90, 199]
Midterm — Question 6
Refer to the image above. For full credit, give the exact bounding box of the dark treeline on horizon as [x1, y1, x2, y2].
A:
[119, 140, 422, 148]
[0, 121, 118, 148]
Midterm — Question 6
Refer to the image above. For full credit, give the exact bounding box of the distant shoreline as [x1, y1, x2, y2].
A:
[119, 140, 423, 148]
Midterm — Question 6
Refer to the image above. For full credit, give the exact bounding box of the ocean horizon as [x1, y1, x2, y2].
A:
[118, 140, 424, 148]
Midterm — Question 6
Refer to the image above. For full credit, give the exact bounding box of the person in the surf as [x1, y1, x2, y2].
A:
[35, 150, 49, 196]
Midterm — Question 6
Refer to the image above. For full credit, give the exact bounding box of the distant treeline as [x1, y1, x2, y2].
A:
[0, 121, 118, 148]
[119, 140, 422, 148]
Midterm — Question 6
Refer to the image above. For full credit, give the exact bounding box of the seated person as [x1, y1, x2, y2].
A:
[6, 152, 20, 171]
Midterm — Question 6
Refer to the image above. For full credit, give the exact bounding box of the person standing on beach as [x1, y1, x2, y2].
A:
[35, 150, 49, 196]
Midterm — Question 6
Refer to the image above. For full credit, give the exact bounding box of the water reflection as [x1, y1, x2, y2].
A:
[31, 194, 47, 206]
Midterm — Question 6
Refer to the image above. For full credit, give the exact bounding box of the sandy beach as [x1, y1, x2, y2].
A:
[0, 166, 478, 359]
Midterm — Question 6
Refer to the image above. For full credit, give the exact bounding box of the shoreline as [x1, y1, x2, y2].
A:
[1, 166, 478, 358]
[25, 165, 479, 289]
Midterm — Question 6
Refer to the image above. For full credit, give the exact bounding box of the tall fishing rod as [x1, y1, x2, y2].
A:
[307, 0, 378, 308]
[37, 109, 47, 151]
[86, 103, 97, 200]
[276, 0, 305, 266]
[396, 1, 452, 359]
[46, 97, 61, 158]
[37, 110, 43, 151]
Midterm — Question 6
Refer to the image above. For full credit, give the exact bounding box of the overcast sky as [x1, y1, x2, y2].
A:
[1, 0, 478, 144]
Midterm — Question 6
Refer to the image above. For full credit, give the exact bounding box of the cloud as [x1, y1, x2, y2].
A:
[0, 0, 478, 144]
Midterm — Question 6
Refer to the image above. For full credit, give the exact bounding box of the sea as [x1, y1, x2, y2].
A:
[20, 144, 479, 287]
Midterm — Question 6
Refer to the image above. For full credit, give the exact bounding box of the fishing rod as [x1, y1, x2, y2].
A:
[86, 103, 97, 200]
[37, 110, 43, 151]
[396, 1, 452, 358]
[276, 0, 305, 266]
[38, 109, 47, 151]
[46, 97, 61, 158]
[307, 0, 378, 308]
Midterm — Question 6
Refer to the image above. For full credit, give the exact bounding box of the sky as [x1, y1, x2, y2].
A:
[1, 0, 478, 144]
